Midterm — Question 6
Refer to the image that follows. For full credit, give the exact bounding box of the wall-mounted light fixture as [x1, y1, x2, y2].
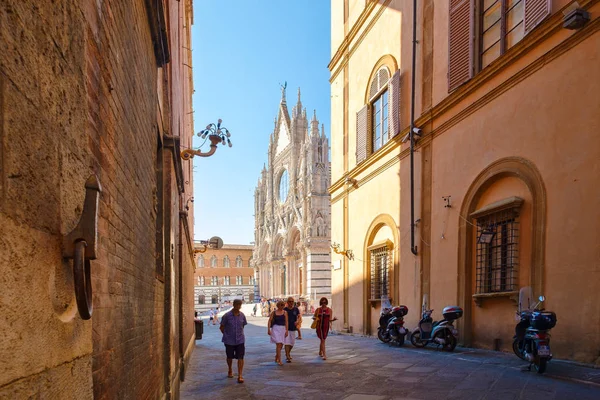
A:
[185, 197, 194, 211]
[181, 119, 232, 160]
[194, 236, 224, 254]
[331, 242, 354, 261]
[563, 2, 590, 30]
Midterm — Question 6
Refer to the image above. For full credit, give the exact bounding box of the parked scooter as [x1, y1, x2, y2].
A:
[378, 305, 409, 346]
[512, 286, 556, 373]
[377, 297, 409, 346]
[410, 305, 463, 351]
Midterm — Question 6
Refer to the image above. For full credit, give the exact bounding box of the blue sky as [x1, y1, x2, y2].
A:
[191, 1, 332, 245]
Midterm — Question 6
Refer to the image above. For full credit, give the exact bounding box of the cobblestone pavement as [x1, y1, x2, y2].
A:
[182, 311, 600, 400]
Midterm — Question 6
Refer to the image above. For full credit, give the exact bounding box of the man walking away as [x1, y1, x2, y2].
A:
[253, 303, 257, 317]
[283, 297, 300, 362]
[220, 299, 247, 383]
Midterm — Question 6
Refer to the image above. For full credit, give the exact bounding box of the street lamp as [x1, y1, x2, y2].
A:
[181, 119, 232, 160]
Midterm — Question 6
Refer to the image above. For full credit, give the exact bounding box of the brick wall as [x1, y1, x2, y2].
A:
[0, 0, 195, 398]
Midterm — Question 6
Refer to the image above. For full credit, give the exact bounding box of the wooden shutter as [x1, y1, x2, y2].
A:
[448, 0, 474, 92]
[524, 0, 551, 34]
[356, 105, 369, 164]
[388, 70, 401, 138]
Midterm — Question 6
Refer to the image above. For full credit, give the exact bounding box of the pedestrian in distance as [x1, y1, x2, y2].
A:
[313, 297, 336, 360]
[220, 299, 247, 383]
[253, 303, 257, 317]
[209, 309, 214, 326]
[267, 300, 289, 366]
[295, 301, 303, 340]
[283, 297, 301, 362]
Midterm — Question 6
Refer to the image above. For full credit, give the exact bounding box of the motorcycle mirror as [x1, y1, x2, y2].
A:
[539, 295, 545, 302]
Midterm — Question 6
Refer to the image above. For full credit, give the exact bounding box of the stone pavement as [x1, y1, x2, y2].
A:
[182, 312, 600, 400]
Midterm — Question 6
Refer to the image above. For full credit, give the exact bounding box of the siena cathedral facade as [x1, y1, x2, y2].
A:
[252, 87, 331, 300]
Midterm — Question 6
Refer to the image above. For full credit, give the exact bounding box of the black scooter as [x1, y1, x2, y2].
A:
[377, 305, 409, 346]
[513, 287, 556, 373]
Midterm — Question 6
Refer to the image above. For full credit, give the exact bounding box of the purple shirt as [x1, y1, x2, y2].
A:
[221, 311, 247, 345]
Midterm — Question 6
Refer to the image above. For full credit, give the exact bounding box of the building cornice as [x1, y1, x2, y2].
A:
[329, 5, 599, 203]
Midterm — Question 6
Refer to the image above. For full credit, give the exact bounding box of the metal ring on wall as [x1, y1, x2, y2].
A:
[73, 240, 93, 320]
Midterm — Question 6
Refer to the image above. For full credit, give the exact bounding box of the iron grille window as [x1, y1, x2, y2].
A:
[211, 295, 218, 304]
[370, 246, 389, 300]
[198, 295, 205, 305]
[476, 210, 519, 293]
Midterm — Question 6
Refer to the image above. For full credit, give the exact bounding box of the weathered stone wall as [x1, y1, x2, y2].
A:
[0, 0, 196, 397]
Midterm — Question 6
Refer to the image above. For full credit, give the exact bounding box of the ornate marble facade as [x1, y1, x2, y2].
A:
[252, 87, 331, 300]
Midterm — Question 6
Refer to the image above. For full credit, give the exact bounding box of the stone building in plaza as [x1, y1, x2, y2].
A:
[194, 243, 256, 313]
[252, 87, 332, 300]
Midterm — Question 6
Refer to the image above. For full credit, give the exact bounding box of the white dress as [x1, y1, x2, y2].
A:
[270, 312, 287, 344]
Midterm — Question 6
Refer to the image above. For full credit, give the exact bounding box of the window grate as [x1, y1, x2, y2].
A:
[370, 246, 389, 300]
[475, 210, 519, 294]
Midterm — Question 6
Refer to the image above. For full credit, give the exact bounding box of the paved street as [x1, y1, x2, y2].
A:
[182, 309, 600, 399]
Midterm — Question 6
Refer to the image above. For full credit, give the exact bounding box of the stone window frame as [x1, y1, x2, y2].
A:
[224, 276, 230, 286]
[197, 255, 204, 268]
[236, 255, 243, 268]
[210, 255, 217, 268]
[367, 240, 394, 303]
[223, 255, 230, 268]
[470, 196, 523, 306]
[278, 168, 289, 204]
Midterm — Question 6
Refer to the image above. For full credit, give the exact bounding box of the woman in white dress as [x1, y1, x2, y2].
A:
[267, 300, 289, 365]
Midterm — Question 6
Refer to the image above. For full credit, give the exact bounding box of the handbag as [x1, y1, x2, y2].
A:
[310, 314, 320, 329]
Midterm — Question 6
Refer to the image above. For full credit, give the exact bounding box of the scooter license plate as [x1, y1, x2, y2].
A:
[538, 346, 550, 356]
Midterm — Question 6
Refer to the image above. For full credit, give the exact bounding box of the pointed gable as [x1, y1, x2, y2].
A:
[274, 89, 292, 157]
[275, 119, 290, 156]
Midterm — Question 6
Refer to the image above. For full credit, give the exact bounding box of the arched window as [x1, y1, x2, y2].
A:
[198, 295, 205, 304]
[211, 276, 217, 286]
[224, 276, 230, 285]
[223, 255, 230, 268]
[199, 276, 205, 286]
[278, 169, 289, 203]
[197, 255, 204, 268]
[210, 255, 217, 268]
[369, 67, 390, 152]
[236, 276, 243, 285]
[236, 256, 243, 268]
[211, 295, 218, 304]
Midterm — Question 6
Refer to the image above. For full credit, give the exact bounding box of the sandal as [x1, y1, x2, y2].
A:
[237, 377, 244, 383]
[286, 357, 292, 363]
[227, 372, 234, 378]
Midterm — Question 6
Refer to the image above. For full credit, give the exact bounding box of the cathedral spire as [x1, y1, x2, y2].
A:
[310, 110, 319, 137]
[321, 123, 326, 138]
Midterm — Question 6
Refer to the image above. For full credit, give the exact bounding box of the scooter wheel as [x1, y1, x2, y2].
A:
[396, 334, 405, 347]
[512, 338, 527, 361]
[377, 329, 391, 343]
[410, 331, 426, 348]
[442, 334, 457, 352]
[534, 357, 547, 374]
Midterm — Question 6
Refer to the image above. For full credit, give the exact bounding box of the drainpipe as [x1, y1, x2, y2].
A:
[409, 0, 419, 256]
[178, 210, 185, 380]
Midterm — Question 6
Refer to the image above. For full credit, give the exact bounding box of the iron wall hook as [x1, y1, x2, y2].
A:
[62, 175, 102, 320]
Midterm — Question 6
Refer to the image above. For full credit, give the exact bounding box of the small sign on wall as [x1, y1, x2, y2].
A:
[332, 260, 342, 270]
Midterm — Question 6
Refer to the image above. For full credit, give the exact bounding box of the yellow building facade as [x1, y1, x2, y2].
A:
[329, 0, 600, 363]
